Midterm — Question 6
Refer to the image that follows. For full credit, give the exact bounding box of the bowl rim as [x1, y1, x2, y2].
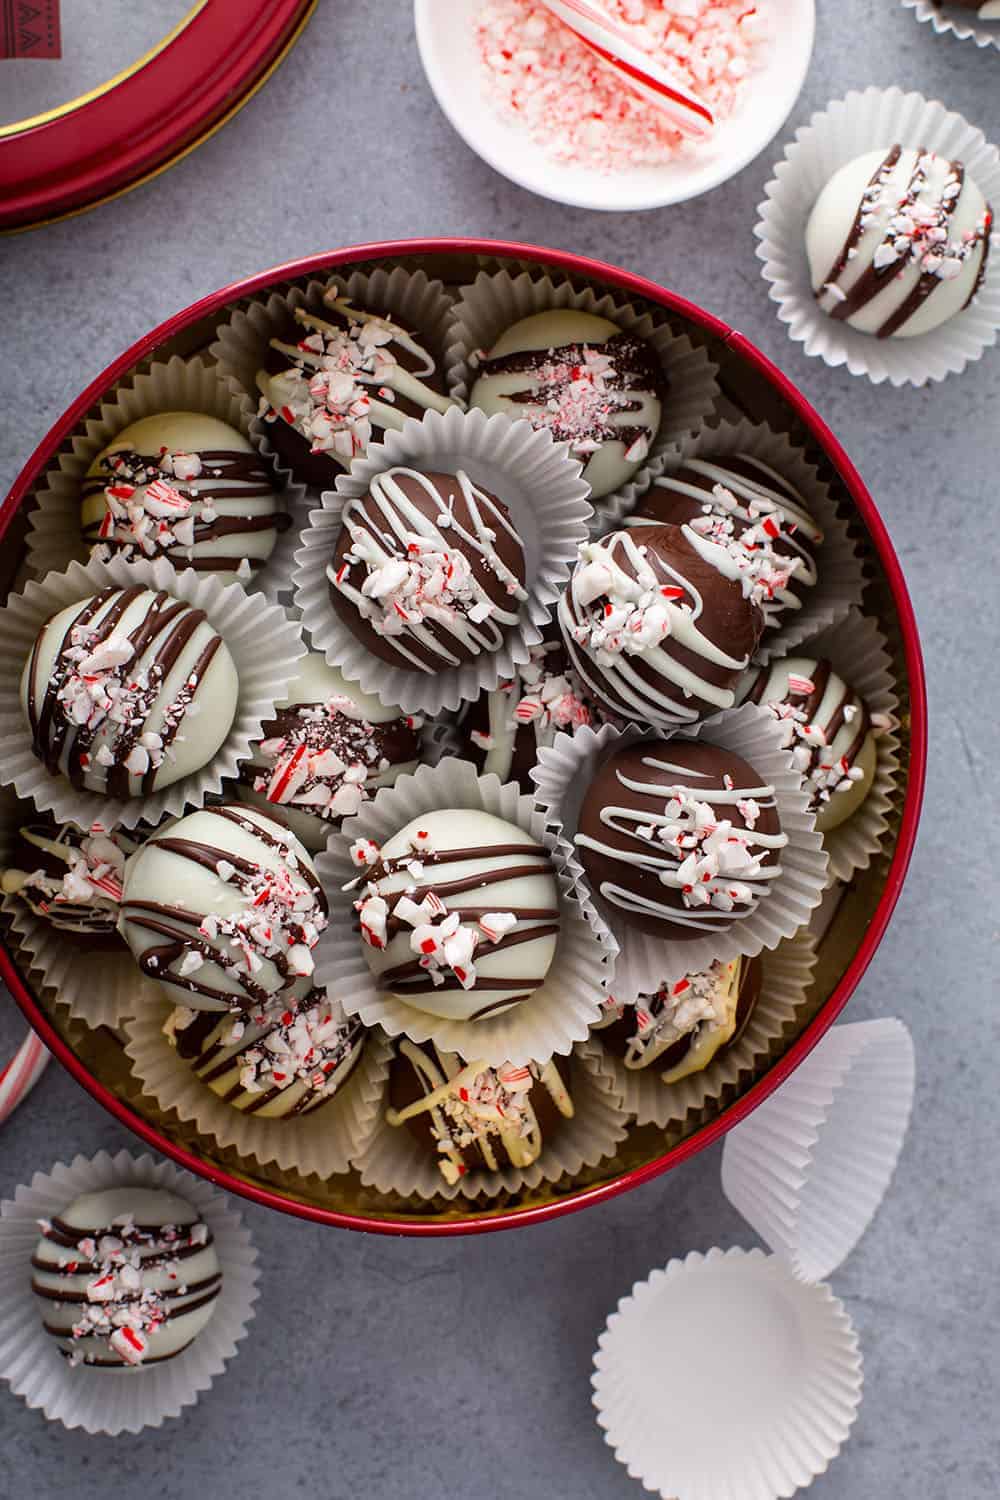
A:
[0, 236, 927, 1236]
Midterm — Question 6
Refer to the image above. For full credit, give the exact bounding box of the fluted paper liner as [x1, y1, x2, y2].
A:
[722, 1018, 915, 1283]
[313, 757, 618, 1067]
[756, 86, 1000, 386]
[628, 418, 866, 660]
[532, 704, 828, 998]
[354, 1037, 627, 1202]
[122, 1005, 392, 1179]
[24, 356, 308, 603]
[292, 405, 593, 716]
[593, 1246, 863, 1500]
[0, 1149, 259, 1435]
[209, 267, 460, 489]
[446, 268, 720, 531]
[902, 0, 1000, 51]
[595, 930, 817, 1130]
[0, 553, 305, 830]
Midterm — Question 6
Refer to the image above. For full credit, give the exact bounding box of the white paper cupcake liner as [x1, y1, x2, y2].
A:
[902, 0, 1000, 50]
[291, 405, 593, 716]
[0, 1149, 259, 1434]
[446, 268, 720, 530]
[354, 1037, 627, 1202]
[722, 1017, 915, 1284]
[596, 930, 817, 1131]
[593, 1246, 863, 1500]
[23, 356, 308, 603]
[756, 87, 1000, 386]
[774, 608, 902, 884]
[313, 757, 618, 1067]
[121, 1004, 392, 1180]
[209, 267, 460, 490]
[532, 705, 828, 999]
[629, 417, 867, 661]
[0, 553, 305, 831]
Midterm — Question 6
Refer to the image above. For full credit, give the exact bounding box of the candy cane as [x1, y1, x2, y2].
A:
[538, 0, 716, 141]
[0, 1030, 49, 1125]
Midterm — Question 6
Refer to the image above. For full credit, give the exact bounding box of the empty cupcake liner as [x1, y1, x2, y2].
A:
[627, 417, 867, 661]
[0, 1148, 259, 1434]
[593, 1246, 863, 1500]
[532, 704, 828, 999]
[902, 0, 1000, 50]
[291, 404, 593, 716]
[209, 267, 460, 490]
[446, 268, 720, 530]
[23, 356, 308, 603]
[313, 756, 618, 1067]
[354, 1036, 628, 1202]
[756, 87, 1000, 386]
[0, 553, 305, 831]
[722, 1017, 915, 1284]
[595, 929, 817, 1131]
[121, 1005, 392, 1180]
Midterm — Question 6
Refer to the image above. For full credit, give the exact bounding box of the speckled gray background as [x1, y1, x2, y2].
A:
[1, 2, 998, 1495]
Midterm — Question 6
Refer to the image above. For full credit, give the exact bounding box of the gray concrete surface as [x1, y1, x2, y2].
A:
[1, 2, 998, 1495]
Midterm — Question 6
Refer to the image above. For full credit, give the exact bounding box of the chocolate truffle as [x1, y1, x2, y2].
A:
[741, 656, 882, 835]
[628, 456, 824, 629]
[119, 804, 328, 1011]
[328, 467, 528, 673]
[164, 987, 365, 1120]
[20, 586, 239, 798]
[457, 630, 606, 794]
[386, 1039, 574, 1185]
[350, 808, 560, 1022]
[82, 412, 285, 580]
[255, 292, 456, 488]
[806, 146, 993, 338]
[469, 309, 666, 500]
[575, 739, 787, 941]
[559, 525, 764, 730]
[595, 956, 760, 1084]
[0, 820, 137, 943]
[32, 1186, 221, 1369]
[236, 653, 422, 851]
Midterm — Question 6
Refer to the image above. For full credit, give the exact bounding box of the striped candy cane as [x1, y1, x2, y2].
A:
[538, 0, 716, 141]
[0, 1030, 49, 1125]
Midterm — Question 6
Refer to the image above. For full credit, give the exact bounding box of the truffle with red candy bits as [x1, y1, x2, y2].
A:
[469, 309, 666, 501]
[19, 585, 239, 799]
[1, 818, 139, 945]
[558, 524, 764, 731]
[575, 738, 788, 942]
[31, 1185, 221, 1371]
[236, 653, 422, 852]
[82, 412, 286, 582]
[255, 291, 457, 489]
[386, 1038, 574, 1186]
[118, 804, 328, 1012]
[349, 807, 560, 1023]
[327, 467, 528, 674]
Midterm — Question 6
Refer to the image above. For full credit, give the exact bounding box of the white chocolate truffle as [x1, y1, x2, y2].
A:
[20, 585, 239, 798]
[236, 653, 422, 853]
[119, 803, 328, 1011]
[83, 412, 284, 580]
[351, 808, 560, 1022]
[805, 146, 993, 339]
[469, 309, 665, 500]
[32, 1186, 221, 1370]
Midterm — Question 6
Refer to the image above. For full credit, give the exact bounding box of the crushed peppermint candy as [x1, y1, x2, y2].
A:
[624, 961, 735, 1066]
[191, 850, 328, 997]
[2, 825, 131, 933]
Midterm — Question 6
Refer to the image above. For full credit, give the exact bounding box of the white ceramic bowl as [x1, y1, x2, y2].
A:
[414, 0, 816, 211]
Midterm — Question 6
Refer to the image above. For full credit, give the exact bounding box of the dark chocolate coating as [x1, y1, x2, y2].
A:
[600, 955, 762, 1074]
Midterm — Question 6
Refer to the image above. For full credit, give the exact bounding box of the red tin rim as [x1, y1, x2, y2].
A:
[0, 238, 927, 1235]
[0, 0, 314, 232]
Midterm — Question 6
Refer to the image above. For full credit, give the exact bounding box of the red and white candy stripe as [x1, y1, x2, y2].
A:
[538, 0, 716, 141]
[0, 1029, 49, 1125]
